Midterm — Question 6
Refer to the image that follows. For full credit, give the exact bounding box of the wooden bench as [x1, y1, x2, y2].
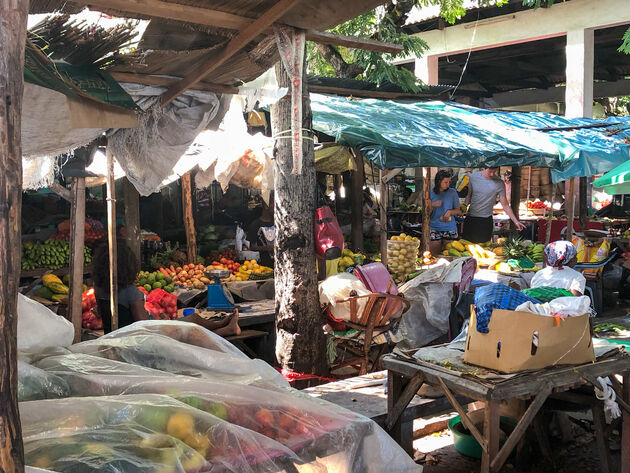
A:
[303, 370, 470, 454]
[226, 329, 268, 358]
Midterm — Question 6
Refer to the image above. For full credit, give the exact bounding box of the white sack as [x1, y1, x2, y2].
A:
[17, 293, 74, 353]
[319, 273, 371, 321]
[515, 295, 593, 317]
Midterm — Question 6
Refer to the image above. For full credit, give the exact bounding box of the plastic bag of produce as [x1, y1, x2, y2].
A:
[35, 359, 420, 472]
[318, 273, 370, 321]
[69, 331, 288, 388]
[18, 360, 70, 401]
[584, 239, 610, 276]
[17, 293, 73, 354]
[100, 320, 244, 357]
[21, 394, 313, 473]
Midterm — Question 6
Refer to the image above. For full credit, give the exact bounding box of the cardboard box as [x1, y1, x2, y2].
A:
[464, 307, 594, 373]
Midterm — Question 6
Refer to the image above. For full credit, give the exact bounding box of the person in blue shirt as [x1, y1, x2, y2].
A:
[429, 169, 463, 255]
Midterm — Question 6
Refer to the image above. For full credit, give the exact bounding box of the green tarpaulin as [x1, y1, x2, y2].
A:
[24, 41, 137, 110]
[310, 94, 630, 183]
[593, 160, 630, 195]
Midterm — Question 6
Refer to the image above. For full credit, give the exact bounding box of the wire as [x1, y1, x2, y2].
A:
[449, 11, 480, 100]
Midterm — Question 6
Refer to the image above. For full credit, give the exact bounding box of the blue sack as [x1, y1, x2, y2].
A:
[473, 283, 540, 333]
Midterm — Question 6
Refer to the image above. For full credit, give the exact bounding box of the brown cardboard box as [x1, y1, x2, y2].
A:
[464, 307, 594, 373]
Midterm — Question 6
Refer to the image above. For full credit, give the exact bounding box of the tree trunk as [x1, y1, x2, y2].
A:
[271, 60, 326, 376]
[0, 1, 28, 471]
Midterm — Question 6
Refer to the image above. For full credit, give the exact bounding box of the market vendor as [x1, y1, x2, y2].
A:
[429, 169, 462, 255]
[93, 241, 148, 333]
[246, 194, 274, 267]
[463, 167, 525, 243]
[530, 241, 586, 296]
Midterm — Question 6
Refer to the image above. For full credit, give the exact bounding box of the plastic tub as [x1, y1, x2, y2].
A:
[448, 415, 516, 459]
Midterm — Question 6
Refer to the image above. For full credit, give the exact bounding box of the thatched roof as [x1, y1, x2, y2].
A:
[29, 0, 386, 95]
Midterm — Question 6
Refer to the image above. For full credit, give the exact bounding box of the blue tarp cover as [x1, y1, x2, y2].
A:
[310, 94, 630, 183]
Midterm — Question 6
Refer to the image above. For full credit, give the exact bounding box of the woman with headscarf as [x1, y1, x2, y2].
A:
[530, 240, 586, 296]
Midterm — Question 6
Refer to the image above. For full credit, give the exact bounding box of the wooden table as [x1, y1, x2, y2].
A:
[382, 353, 630, 473]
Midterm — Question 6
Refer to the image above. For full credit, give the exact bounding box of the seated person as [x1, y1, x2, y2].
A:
[530, 241, 586, 296]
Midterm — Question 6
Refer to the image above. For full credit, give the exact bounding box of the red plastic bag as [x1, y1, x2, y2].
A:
[145, 289, 178, 320]
[314, 206, 343, 260]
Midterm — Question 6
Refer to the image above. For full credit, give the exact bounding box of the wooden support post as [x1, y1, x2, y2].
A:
[106, 147, 118, 332]
[510, 167, 522, 232]
[333, 174, 342, 216]
[123, 178, 141, 270]
[482, 400, 501, 473]
[622, 372, 630, 473]
[68, 177, 86, 343]
[422, 168, 431, 253]
[566, 178, 576, 241]
[545, 184, 557, 248]
[350, 150, 364, 252]
[181, 171, 197, 263]
[379, 170, 388, 267]
[526, 166, 532, 204]
[0, 0, 28, 470]
[579, 176, 588, 232]
[386, 371, 415, 455]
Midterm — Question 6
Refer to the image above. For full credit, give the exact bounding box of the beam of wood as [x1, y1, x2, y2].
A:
[437, 377, 487, 453]
[49, 182, 71, 202]
[490, 382, 552, 472]
[510, 166, 521, 231]
[385, 372, 425, 431]
[382, 168, 404, 184]
[106, 147, 118, 332]
[68, 177, 86, 343]
[545, 184, 556, 247]
[0, 1, 28, 469]
[303, 29, 403, 54]
[622, 373, 630, 473]
[70, 0, 252, 30]
[181, 172, 197, 263]
[482, 400, 500, 473]
[422, 167, 431, 253]
[566, 178, 576, 241]
[350, 149, 364, 252]
[123, 178, 141, 270]
[110, 72, 239, 95]
[579, 176, 588, 232]
[379, 170, 388, 267]
[160, 0, 301, 107]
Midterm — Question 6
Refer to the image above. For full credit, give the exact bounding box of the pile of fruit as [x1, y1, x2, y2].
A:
[234, 260, 273, 281]
[159, 264, 211, 290]
[50, 220, 106, 244]
[206, 257, 241, 275]
[338, 249, 366, 272]
[36, 273, 70, 302]
[135, 270, 175, 294]
[526, 200, 549, 210]
[21, 239, 92, 271]
[206, 249, 237, 264]
[387, 234, 420, 284]
[444, 239, 473, 257]
[622, 229, 630, 239]
[526, 242, 545, 262]
[419, 250, 437, 266]
[141, 288, 178, 320]
[81, 288, 103, 330]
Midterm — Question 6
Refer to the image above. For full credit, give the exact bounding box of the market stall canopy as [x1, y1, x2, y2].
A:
[310, 94, 630, 183]
[593, 160, 630, 195]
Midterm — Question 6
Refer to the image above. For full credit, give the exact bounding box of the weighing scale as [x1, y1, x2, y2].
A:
[205, 270, 235, 310]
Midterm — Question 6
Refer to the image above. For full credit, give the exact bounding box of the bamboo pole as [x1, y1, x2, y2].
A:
[106, 147, 118, 331]
[566, 178, 576, 241]
[68, 177, 86, 342]
[181, 171, 197, 263]
[422, 167, 431, 253]
[380, 170, 388, 267]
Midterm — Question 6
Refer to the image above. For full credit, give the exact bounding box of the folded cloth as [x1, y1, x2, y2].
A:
[474, 283, 540, 333]
[521, 286, 574, 303]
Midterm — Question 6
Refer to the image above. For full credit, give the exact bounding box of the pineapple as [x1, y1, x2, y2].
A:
[503, 236, 527, 259]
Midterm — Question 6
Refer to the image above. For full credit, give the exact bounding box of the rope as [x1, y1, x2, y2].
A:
[595, 376, 621, 423]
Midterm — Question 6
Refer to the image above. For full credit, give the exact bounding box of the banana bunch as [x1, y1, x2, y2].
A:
[526, 243, 545, 262]
[22, 239, 92, 270]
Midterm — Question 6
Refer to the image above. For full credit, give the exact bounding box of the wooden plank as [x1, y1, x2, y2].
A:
[510, 166, 521, 231]
[382, 168, 404, 184]
[68, 177, 86, 343]
[69, 0, 252, 30]
[308, 84, 430, 99]
[592, 401, 611, 473]
[386, 371, 414, 454]
[160, 0, 301, 106]
[422, 167, 431, 253]
[545, 184, 556, 246]
[0, 0, 28, 469]
[106, 147, 118, 332]
[303, 29, 403, 54]
[579, 176, 588, 232]
[379, 170, 388, 267]
[350, 149, 364, 252]
[123, 177, 141, 269]
[109, 72, 239, 95]
[181, 172, 197, 263]
[482, 400, 500, 473]
[566, 178, 576, 241]
[386, 373, 424, 431]
[49, 182, 71, 202]
[490, 382, 552, 472]
[437, 377, 487, 453]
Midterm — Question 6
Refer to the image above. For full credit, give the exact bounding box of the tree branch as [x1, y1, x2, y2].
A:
[313, 42, 364, 78]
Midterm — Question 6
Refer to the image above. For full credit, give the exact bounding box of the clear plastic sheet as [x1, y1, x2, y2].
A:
[68, 332, 288, 388]
[18, 360, 70, 402]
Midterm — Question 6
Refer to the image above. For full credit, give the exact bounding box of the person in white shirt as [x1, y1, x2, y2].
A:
[530, 240, 586, 296]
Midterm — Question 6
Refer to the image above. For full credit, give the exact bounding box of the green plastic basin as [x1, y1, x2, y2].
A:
[448, 415, 516, 459]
